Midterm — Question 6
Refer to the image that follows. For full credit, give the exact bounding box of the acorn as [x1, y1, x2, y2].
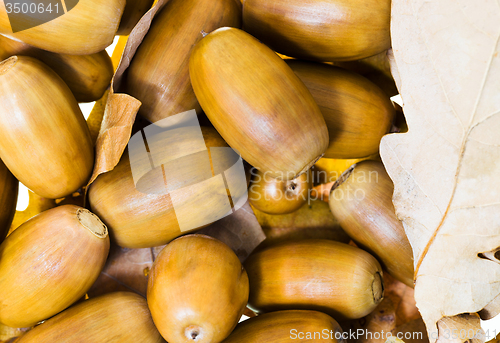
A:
[0, 159, 17, 242]
[0, 35, 113, 102]
[252, 199, 350, 250]
[117, 0, 155, 35]
[244, 239, 384, 320]
[242, 0, 391, 61]
[147, 235, 249, 343]
[249, 170, 308, 215]
[0, 0, 125, 55]
[222, 310, 342, 342]
[126, 0, 241, 124]
[329, 160, 414, 287]
[189, 27, 329, 181]
[286, 60, 395, 159]
[0, 205, 109, 328]
[16, 292, 164, 343]
[0, 56, 94, 199]
[89, 126, 246, 248]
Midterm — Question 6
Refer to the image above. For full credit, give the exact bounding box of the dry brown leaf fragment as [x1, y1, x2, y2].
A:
[381, 0, 500, 341]
[341, 298, 397, 343]
[392, 318, 429, 343]
[479, 292, 500, 320]
[384, 274, 421, 327]
[436, 315, 484, 343]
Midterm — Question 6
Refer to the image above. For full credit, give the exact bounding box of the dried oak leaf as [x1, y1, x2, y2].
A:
[381, 0, 500, 342]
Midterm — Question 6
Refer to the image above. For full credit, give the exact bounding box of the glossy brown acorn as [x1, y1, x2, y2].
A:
[0, 0, 125, 55]
[0, 35, 113, 102]
[148, 235, 249, 343]
[89, 127, 245, 248]
[242, 0, 391, 61]
[329, 160, 414, 287]
[222, 310, 343, 343]
[189, 27, 329, 180]
[16, 292, 164, 343]
[117, 0, 155, 35]
[249, 170, 308, 215]
[0, 56, 94, 199]
[287, 60, 395, 159]
[126, 0, 241, 124]
[0, 159, 17, 242]
[244, 239, 384, 320]
[0, 205, 109, 328]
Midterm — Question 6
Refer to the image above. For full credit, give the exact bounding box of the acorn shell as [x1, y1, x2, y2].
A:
[189, 27, 329, 180]
[147, 234, 249, 343]
[0, 56, 94, 199]
[222, 310, 342, 343]
[287, 60, 395, 159]
[0, 159, 17, 242]
[329, 160, 414, 287]
[117, 0, 155, 35]
[249, 170, 308, 215]
[126, 0, 241, 123]
[0, 35, 113, 102]
[0, 0, 125, 55]
[0, 205, 109, 328]
[244, 239, 384, 320]
[88, 127, 243, 248]
[242, 0, 391, 61]
[16, 292, 164, 343]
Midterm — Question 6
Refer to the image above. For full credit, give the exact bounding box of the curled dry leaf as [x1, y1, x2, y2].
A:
[85, 1, 168, 187]
[435, 314, 484, 343]
[381, 0, 500, 341]
[479, 293, 500, 320]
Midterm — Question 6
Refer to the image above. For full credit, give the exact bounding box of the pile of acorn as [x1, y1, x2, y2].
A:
[0, 0, 415, 342]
